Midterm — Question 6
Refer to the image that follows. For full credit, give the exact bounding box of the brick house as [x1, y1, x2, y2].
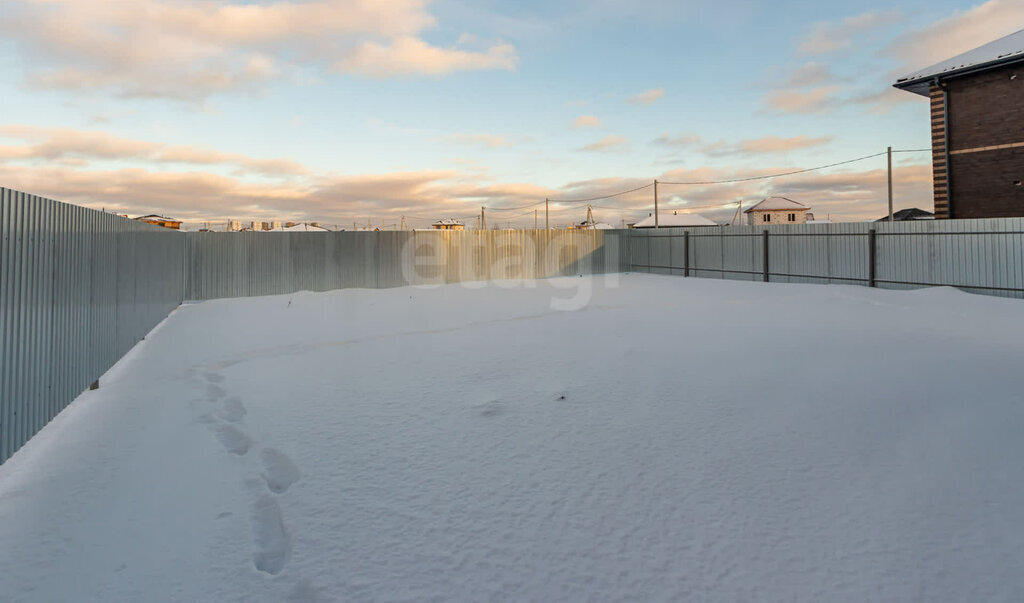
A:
[744, 196, 810, 226]
[894, 29, 1024, 219]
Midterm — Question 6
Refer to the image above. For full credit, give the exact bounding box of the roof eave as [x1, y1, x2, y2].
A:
[894, 54, 1024, 97]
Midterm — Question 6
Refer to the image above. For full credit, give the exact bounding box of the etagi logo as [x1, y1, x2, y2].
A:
[401, 231, 621, 311]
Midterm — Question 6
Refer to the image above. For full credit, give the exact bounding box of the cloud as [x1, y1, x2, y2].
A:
[799, 10, 902, 54]
[847, 88, 919, 114]
[550, 158, 932, 224]
[884, 0, 1024, 76]
[447, 133, 516, 148]
[627, 88, 664, 105]
[578, 135, 628, 152]
[781, 62, 834, 88]
[336, 36, 517, 77]
[652, 133, 701, 147]
[0, 0, 518, 100]
[573, 115, 602, 128]
[730, 135, 834, 155]
[0, 125, 308, 176]
[764, 86, 841, 114]
[0, 123, 930, 226]
[653, 133, 833, 156]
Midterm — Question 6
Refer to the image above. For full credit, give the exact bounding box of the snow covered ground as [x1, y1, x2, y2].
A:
[2, 274, 1024, 601]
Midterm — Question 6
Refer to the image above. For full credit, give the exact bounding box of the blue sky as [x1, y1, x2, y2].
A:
[0, 0, 1020, 228]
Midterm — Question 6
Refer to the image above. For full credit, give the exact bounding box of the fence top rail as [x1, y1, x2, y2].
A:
[633, 230, 1024, 238]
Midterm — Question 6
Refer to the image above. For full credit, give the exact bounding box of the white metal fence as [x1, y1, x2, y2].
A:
[4, 186, 1024, 464]
[629, 219, 1024, 298]
[1, 188, 185, 464]
[184, 229, 627, 300]
[1, 188, 629, 462]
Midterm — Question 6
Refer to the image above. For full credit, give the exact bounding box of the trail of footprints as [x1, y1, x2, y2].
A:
[201, 371, 300, 576]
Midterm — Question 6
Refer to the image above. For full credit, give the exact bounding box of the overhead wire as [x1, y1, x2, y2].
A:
[658, 151, 889, 186]
[200, 148, 930, 229]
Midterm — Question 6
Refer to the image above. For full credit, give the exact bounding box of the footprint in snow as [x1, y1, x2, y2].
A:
[261, 448, 300, 494]
[251, 494, 291, 575]
[478, 400, 505, 418]
[219, 396, 247, 423]
[215, 424, 252, 455]
[203, 372, 226, 384]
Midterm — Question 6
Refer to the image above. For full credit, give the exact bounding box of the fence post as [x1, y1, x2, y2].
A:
[868, 228, 877, 287]
[762, 230, 769, 282]
[683, 230, 690, 277]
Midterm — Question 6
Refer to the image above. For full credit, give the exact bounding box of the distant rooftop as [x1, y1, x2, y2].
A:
[894, 29, 1024, 96]
[135, 214, 179, 222]
[632, 211, 716, 228]
[743, 196, 808, 213]
[432, 218, 464, 226]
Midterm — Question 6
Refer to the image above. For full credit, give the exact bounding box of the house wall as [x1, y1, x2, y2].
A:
[746, 209, 808, 226]
[938, 63, 1024, 218]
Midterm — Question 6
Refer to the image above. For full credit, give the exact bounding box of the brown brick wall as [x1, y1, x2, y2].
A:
[949, 147, 1024, 218]
[947, 64, 1024, 149]
[941, 62, 1024, 218]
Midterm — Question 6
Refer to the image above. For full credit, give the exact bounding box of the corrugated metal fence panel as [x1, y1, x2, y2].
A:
[1, 188, 184, 464]
[875, 217, 1024, 297]
[627, 218, 1023, 298]
[183, 229, 629, 300]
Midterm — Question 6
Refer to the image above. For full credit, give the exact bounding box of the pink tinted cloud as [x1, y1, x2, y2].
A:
[0, 125, 931, 226]
[0, 125, 308, 176]
[627, 88, 664, 105]
[798, 10, 902, 54]
[0, 0, 518, 100]
[578, 135, 628, 152]
[764, 86, 841, 114]
[573, 115, 602, 128]
[884, 0, 1024, 76]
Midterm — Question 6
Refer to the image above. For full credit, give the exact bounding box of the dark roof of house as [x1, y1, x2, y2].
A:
[874, 208, 935, 222]
[894, 29, 1024, 96]
[135, 214, 180, 222]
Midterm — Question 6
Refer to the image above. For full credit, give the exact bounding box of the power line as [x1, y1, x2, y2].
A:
[659, 151, 889, 186]
[549, 182, 655, 203]
[484, 200, 546, 212]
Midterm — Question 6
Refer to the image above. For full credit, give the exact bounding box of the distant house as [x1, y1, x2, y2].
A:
[744, 197, 810, 225]
[572, 220, 616, 229]
[630, 211, 716, 228]
[432, 219, 465, 231]
[893, 29, 1024, 219]
[134, 214, 181, 230]
[267, 223, 330, 232]
[875, 208, 935, 222]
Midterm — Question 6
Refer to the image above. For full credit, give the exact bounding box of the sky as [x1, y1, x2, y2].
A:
[0, 0, 1021, 229]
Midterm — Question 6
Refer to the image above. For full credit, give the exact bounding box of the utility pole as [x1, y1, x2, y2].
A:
[731, 200, 743, 226]
[887, 146, 894, 222]
[535, 209, 538, 230]
[400, 216, 407, 231]
[481, 206, 487, 230]
[545, 198, 549, 230]
[654, 179, 660, 228]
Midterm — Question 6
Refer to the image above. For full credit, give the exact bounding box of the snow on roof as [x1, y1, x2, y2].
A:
[135, 214, 179, 222]
[432, 218, 464, 226]
[267, 223, 330, 232]
[894, 29, 1024, 96]
[632, 212, 717, 228]
[743, 196, 809, 213]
